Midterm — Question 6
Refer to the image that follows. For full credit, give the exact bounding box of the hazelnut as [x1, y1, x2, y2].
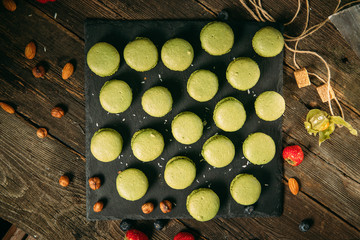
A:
[160, 200, 172, 213]
[141, 202, 154, 214]
[32, 65, 45, 78]
[59, 175, 69, 187]
[51, 107, 65, 118]
[36, 128, 48, 138]
[88, 177, 101, 190]
[93, 201, 104, 212]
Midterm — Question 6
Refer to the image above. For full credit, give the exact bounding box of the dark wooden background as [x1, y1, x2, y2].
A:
[0, 0, 359, 239]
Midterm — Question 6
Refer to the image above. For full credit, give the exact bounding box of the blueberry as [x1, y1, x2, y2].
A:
[120, 219, 134, 231]
[154, 219, 166, 230]
[218, 9, 229, 21]
[244, 205, 254, 214]
[299, 219, 313, 232]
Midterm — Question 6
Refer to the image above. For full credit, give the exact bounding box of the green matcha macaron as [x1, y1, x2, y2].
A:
[123, 37, 158, 72]
[187, 69, 219, 102]
[87, 42, 120, 77]
[226, 57, 260, 91]
[186, 188, 220, 222]
[164, 156, 196, 190]
[255, 91, 285, 121]
[161, 38, 194, 71]
[200, 21, 234, 56]
[141, 86, 173, 117]
[171, 111, 203, 145]
[252, 26, 284, 57]
[230, 174, 261, 205]
[90, 128, 123, 162]
[202, 135, 235, 168]
[243, 132, 276, 165]
[131, 128, 164, 162]
[213, 97, 246, 132]
[99, 80, 132, 114]
[116, 168, 149, 201]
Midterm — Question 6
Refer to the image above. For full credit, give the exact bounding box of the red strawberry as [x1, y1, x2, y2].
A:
[174, 232, 195, 240]
[282, 145, 304, 166]
[125, 229, 148, 240]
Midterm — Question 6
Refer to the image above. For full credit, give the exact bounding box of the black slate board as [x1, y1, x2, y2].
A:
[85, 19, 283, 220]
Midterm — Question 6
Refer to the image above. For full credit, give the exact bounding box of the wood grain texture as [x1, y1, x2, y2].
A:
[0, 0, 360, 239]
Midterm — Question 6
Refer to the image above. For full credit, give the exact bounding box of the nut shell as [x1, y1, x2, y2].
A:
[51, 107, 65, 118]
[0, 102, 15, 114]
[141, 202, 154, 214]
[62, 62, 74, 80]
[3, 0, 16, 12]
[93, 201, 104, 212]
[25, 41, 36, 60]
[288, 178, 299, 195]
[160, 200, 172, 213]
[32, 65, 46, 78]
[88, 177, 101, 190]
[36, 128, 48, 138]
[59, 175, 70, 187]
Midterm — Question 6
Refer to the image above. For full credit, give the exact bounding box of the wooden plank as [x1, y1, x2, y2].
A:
[0, 4, 85, 154]
[2, 225, 27, 240]
[28, 0, 215, 40]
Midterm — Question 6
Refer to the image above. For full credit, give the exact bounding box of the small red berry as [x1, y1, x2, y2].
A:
[124, 229, 149, 240]
[174, 232, 195, 240]
[282, 145, 304, 166]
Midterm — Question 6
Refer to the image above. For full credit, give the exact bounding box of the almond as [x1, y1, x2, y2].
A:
[62, 62, 74, 80]
[25, 41, 36, 60]
[0, 102, 15, 114]
[3, 0, 16, 12]
[288, 178, 299, 195]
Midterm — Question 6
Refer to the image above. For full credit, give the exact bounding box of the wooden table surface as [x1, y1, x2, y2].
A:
[0, 0, 359, 239]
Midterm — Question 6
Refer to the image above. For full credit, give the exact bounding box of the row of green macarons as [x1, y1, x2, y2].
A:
[100, 80, 285, 128]
[91, 125, 276, 166]
[86, 22, 284, 77]
[116, 168, 261, 222]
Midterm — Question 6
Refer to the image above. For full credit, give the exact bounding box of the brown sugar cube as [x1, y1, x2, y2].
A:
[316, 84, 335, 102]
[294, 68, 311, 88]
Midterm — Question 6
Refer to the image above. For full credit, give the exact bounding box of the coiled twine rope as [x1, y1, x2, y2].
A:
[239, 0, 360, 119]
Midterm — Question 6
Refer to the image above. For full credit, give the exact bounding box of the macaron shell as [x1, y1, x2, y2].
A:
[123, 37, 158, 72]
[187, 69, 219, 102]
[200, 21, 234, 56]
[230, 174, 261, 205]
[164, 156, 196, 190]
[141, 86, 173, 117]
[186, 188, 220, 222]
[252, 26, 284, 57]
[131, 129, 164, 162]
[243, 132, 276, 165]
[116, 168, 149, 201]
[255, 91, 285, 121]
[90, 128, 123, 162]
[226, 57, 260, 91]
[213, 97, 246, 132]
[202, 135, 235, 168]
[99, 80, 132, 114]
[161, 38, 194, 71]
[87, 42, 120, 77]
[171, 111, 203, 145]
